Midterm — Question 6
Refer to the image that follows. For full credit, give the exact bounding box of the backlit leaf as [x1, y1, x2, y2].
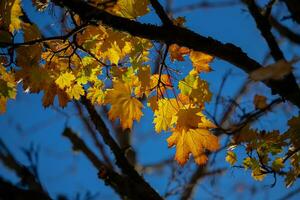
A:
[190, 50, 214, 73]
[226, 151, 237, 165]
[105, 80, 143, 129]
[55, 72, 76, 89]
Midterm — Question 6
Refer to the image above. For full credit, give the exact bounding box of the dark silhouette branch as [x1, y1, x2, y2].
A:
[80, 97, 163, 200]
[270, 15, 300, 44]
[243, 0, 284, 61]
[0, 177, 51, 200]
[74, 102, 113, 168]
[150, 0, 173, 26]
[0, 140, 50, 199]
[63, 128, 154, 200]
[50, 0, 300, 109]
[283, 0, 300, 24]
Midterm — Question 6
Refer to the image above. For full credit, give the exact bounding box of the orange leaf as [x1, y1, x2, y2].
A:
[190, 50, 214, 73]
[167, 128, 219, 165]
[105, 80, 143, 129]
[169, 44, 190, 62]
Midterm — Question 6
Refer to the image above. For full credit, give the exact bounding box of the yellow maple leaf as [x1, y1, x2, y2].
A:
[153, 98, 180, 132]
[190, 50, 214, 73]
[178, 71, 212, 105]
[66, 84, 84, 100]
[113, 0, 149, 19]
[226, 151, 237, 165]
[167, 109, 219, 165]
[55, 72, 76, 89]
[87, 87, 105, 105]
[105, 80, 143, 129]
[0, 65, 17, 113]
[150, 74, 172, 97]
[9, 0, 23, 32]
[167, 128, 219, 165]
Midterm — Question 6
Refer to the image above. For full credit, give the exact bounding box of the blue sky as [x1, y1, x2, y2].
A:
[0, 0, 300, 199]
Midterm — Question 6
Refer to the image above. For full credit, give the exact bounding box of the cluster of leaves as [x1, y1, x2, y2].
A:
[226, 115, 300, 187]
[1, 0, 299, 187]
[0, 0, 219, 166]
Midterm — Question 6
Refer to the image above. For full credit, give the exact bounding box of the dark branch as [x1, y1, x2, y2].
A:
[51, 0, 300, 109]
[80, 97, 163, 200]
[150, 0, 173, 26]
[243, 0, 284, 61]
[283, 0, 300, 24]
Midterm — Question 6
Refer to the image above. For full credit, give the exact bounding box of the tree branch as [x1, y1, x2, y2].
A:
[63, 128, 152, 200]
[243, 0, 284, 61]
[150, 0, 173, 26]
[80, 97, 162, 200]
[283, 0, 300, 24]
[51, 0, 300, 108]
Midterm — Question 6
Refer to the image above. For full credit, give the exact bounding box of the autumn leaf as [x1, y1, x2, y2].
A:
[0, 0, 23, 32]
[42, 84, 57, 107]
[175, 106, 202, 130]
[167, 128, 219, 165]
[0, 65, 17, 113]
[66, 84, 84, 100]
[113, 0, 149, 19]
[253, 94, 267, 110]
[272, 158, 284, 172]
[137, 65, 151, 95]
[190, 50, 214, 73]
[150, 74, 172, 97]
[153, 98, 180, 132]
[32, 0, 49, 11]
[55, 72, 76, 89]
[87, 81, 106, 105]
[167, 108, 219, 165]
[178, 72, 211, 105]
[252, 167, 266, 181]
[169, 44, 190, 62]
[226, 151, 237, 165]
[250, 60, 292, 81]
[105, 80, 143, 129]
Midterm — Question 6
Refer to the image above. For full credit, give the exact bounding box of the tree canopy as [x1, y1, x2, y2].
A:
[1, 0, 300, 199]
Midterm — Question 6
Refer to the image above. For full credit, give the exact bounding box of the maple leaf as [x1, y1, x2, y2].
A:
[169, 44, 190, 62]
[42, 83, 70, 107]
[250, 59, 292, 81]
[42, 84, 57, 107]
[66, 84, 84, 100]
[153, 98, 180, 132]
[0, 65, 17, 113]
[113, 0, 149, 19]
[190, 50, 214, 73]
[32, 0, 49, 11]
[178, 72, 211, 105]
[137, 66, 151, 95]
[55, 72, 76, 89]
[175, 106, 202, 130]
[226, 151, 237, 165]
[253, 94, 267, 110]
[167, 128, 219, 165]
[165, 107, 219, 165]
[0, 0, 23, 32]
[272, 158, 284, 172]
[87, 80, 105, 105]
[150, 74, 172, 97]
[105, 80, 143, 129]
